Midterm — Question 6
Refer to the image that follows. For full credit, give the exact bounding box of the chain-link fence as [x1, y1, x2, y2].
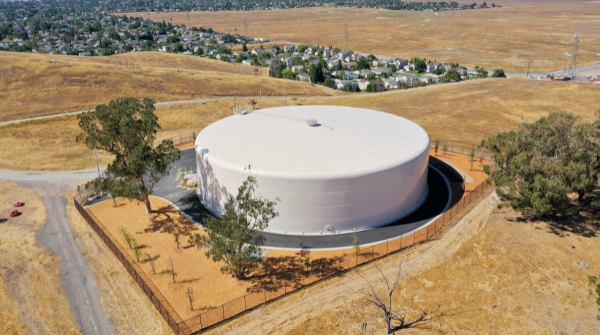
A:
[74, 175, 493, 334]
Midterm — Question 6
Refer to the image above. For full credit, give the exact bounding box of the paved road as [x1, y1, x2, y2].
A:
[19, 181, 114, 335]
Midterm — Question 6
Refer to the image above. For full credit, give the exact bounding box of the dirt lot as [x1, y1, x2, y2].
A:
[83, 151, 487, 324]
[0, 51, 334, 121]
[130, 1, 600, 72]
[0, 180, 80, 335]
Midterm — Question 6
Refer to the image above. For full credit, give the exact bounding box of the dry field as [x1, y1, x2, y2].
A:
[0, 51, 334, 121]
[203, 190, 600, 335]
[84, 151, 488, 324]
[1, 78, 598, 171]
[130, 1, 600, 73]
[0, 180, 81, 335]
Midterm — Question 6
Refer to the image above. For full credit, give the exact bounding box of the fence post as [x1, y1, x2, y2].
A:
[244, 295, 247, 311]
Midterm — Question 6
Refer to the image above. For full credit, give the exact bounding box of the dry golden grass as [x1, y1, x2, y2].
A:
[131, 2, 600, 73]
[0, 51, 335, 121]
[1, 78, 596, 171]
[202, 191, 600, 335]
[0, 180, 81, 335]
[65, 192, 173, 334]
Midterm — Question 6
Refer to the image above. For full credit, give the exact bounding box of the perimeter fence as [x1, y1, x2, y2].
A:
[74, 175, 493, 334]
[429, 140, 492, 160]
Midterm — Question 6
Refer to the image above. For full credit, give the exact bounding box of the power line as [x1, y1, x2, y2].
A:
[343, 23, 348, 51]
[566, 34, 579, 79]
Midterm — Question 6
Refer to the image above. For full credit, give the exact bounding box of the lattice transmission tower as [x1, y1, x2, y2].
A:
[344, 23, 348, 51]
[187, 12, 190, 27]
[566, 34, 579, 78]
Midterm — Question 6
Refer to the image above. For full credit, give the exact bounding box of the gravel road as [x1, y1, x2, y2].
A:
[18, 181, 115, 335]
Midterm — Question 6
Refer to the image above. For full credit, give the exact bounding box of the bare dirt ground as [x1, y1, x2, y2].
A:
[0, 180, 81, 335]
[130, 1, 600, 73]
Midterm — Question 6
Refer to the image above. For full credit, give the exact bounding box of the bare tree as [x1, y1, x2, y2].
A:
[350, 251, 426, 334]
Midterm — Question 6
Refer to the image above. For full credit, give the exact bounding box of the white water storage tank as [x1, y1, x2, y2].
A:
[195, 106, 430, 235]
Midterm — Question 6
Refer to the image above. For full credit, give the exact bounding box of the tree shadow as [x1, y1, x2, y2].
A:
[393, 304, 473, 332]
[0, 218, 7, 224]
[512, 194, 600, 238]
[245, 251, 340, 293]
[144, 204, 200, 236]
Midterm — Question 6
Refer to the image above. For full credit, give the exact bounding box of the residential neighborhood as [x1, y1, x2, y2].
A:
[0, 1, 498, 93]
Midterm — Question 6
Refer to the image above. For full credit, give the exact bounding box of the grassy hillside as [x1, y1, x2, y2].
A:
[0, 51, 336, 121]
[1, 78, 598, 171]
[130, 2, 600, 73]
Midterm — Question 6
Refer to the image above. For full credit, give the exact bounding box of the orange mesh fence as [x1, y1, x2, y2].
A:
[373, 242, 388, 259]
[401, 234, 415, 249]
[223, 297, 246, 319]
[304, 271, 322, 286]
[341, 253, 355, 270]
[357, 246, 374, 265]
[265, 286, 286, 301]
[245, 291, 265, 309]
[388, 238, 402, 253]
[414, 228, 427, 243]
[200, 307, 224, 329]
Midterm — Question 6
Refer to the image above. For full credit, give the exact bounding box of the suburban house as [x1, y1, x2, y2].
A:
[359, 69, 372, 77]
[251, 48, 264, 56]
[373, 79, 386, 92]
[349, 54, 366, 62]
[374, 58, 394, 67]
[396, 73, 425, 86]
[395, 58, 410, 68]
[297, 73, 311, 82]
[291, 65, 304, 72]
[326, 60, 340, 70]
[322, 68, 332, 76]
[337, 51, 350, 61]
[384, 80, 399, 90]
[280, 54, 293, 66]
[162, 45, 174, 52]
[334, 79, 356, 91]
[357, 79, 371, 91]
[323, 49, 337, 57]
[79, 51, 92, 56]
[372, 67, 391, 76]
[302, 54, 318, 61]
[267, 48, 279, 56]
[241, 59, 253, 66]
[449, 66, 466, 75]
[284, 45, 295, 53]
[426, 62, 445, 73]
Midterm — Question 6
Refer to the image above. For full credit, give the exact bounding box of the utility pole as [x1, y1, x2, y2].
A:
[284, 89, 286, 106]
[343, 23, 348, 51]
[554, 59, 557, 72]
[187, 12, 189, 27]
[526, 60, 531, 78]
[243, 18, 247, 37]
[259, 86, 261, 109]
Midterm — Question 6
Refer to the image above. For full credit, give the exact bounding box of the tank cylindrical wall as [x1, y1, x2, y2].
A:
[195, 141, 429, 235]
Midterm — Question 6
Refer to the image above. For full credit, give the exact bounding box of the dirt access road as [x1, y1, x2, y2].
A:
[17, 181, 114, 335]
